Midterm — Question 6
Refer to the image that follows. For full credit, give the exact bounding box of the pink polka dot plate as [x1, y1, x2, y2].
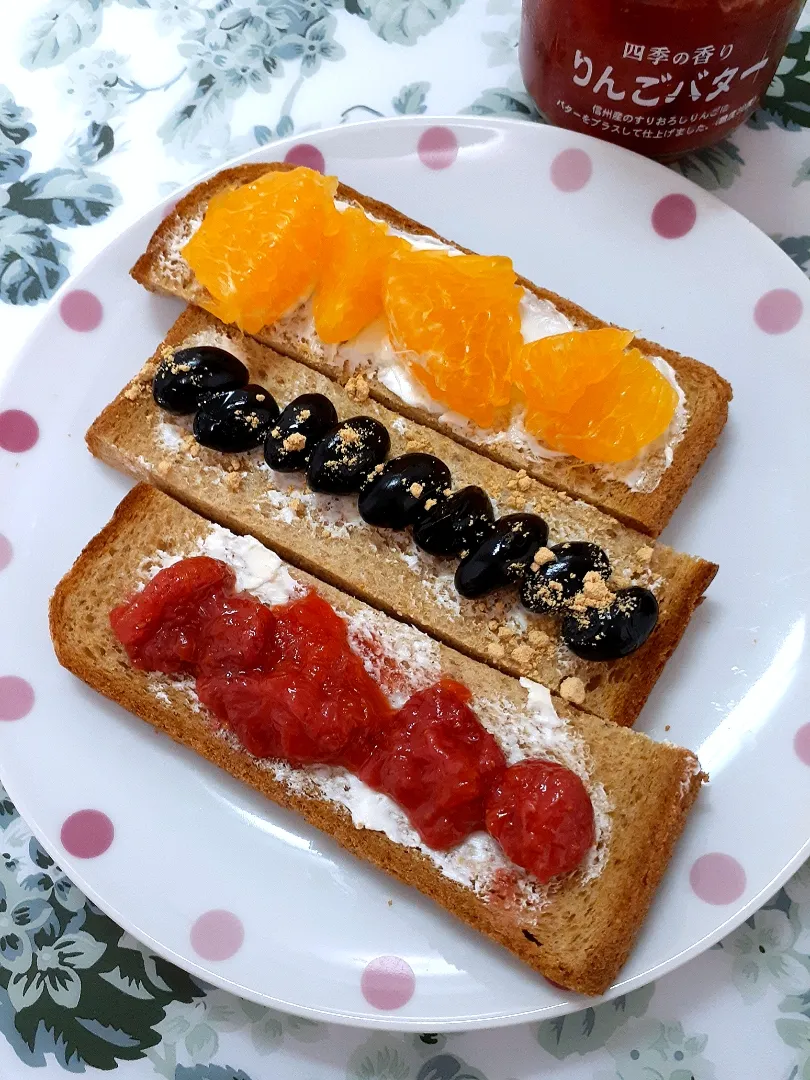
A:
[0, 117, 808, 1030]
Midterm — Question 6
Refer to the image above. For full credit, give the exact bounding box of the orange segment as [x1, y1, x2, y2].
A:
[182, 167, 338, 334]
[517, 331, 678, 463]
[384, 249, 522, 429]
[515, 328, 634, 412]
[312, 207, 408, 344]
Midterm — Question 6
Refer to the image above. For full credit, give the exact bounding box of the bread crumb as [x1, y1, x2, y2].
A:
[345, 372, 370, 403]
[339, 426, 360, 445]
[559, 676, 586, 705]
[424, 498, 437, 511]
[488, 620, 499, 633]
[528, 629, 550, 647]
[155, 460, 170, 477]
[299, 409, 311, 421]
[511, 643, 534, 665]
[636, 545, 654, 565]
[486, 643, 506, 660]
[181, 434, 200, 458]
[283, 432, 306, 452]
[568, 571, 613, 613]
[517, 475, 531, 492]
[664, 724, 671, 732]
[124, 382, 143, 401]
[409, 482, 424, 498]
[387, 899, 393, 907]
[405, 433, 429, 452]
[497, 625, 514, 640]
[530, 547, 555, 571]
[224, 472, 242, 492]
[508, 492, 526, 511]
[289, 497, 305, 517]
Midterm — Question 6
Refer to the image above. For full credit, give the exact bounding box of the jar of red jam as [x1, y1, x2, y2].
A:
[519, 0, 804, 159]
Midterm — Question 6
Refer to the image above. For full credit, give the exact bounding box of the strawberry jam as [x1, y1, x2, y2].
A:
[360, 680, 506, 850]
[485, 761, 595, 883]
[111, 557, 594, 878]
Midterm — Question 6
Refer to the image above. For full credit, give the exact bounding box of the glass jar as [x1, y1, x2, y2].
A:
[519, 0, 804, 159]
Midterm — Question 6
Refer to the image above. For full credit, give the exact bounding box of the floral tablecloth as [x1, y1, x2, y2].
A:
[1, 1, 809, 1077]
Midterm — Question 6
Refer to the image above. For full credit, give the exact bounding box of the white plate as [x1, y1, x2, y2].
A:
[0, 116, 808, 1031]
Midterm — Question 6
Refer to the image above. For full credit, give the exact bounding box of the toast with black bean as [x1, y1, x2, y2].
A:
[85, 306, 718, 728]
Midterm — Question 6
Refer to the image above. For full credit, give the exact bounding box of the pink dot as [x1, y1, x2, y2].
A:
[0, 535, 11, 571]
[360, 955, 415, 1010]
[190, 910, 244, 961]
[690, 853, 746, 905]
[794, 724, 810, 765]
[652, 194, 697, 239]
[417, 127, 458, 171]
[754, 289, 803, 334]
[59, 290, 103, 332]
[0, 677, 34, 721]
[60, 810, 114, 858]
[550, 148, 593, 193]
[283, 144, 325, 173]
[0, 411, 38, 453]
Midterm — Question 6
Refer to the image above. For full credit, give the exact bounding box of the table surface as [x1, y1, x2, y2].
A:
[1, 2, 809, 1077]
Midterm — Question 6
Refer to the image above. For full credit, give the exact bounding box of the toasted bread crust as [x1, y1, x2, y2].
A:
[131, 161, 732, 536]
[86, 306, 717, 729]
[49, 484, 704, 996]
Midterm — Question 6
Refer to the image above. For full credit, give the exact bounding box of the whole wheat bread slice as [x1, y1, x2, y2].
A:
[49, 484, 704, 995]
[86, 307, 717, 729]
[131, 161, 732, 537]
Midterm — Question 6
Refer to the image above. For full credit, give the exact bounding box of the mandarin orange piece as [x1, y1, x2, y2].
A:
[384, 249, 522, 429]
[521, 333, 678, 463]
[182, 167, 338, 334]
[515, 328, 634, 412]
[312, 207, 408, 344]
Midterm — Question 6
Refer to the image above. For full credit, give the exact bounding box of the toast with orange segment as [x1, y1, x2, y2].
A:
[131, 162, 732, 536]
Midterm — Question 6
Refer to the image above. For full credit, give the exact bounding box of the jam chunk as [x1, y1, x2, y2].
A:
[362, 680, 506, 850]
[110, 557, 235, 673]
[485, 760, 594, 882]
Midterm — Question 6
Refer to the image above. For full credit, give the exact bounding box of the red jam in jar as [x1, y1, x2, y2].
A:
[111, 557, 594, 879]
[520, 0, 804, 158]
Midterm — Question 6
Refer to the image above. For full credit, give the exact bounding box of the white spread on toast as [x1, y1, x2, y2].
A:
[143, 529, 613, 908]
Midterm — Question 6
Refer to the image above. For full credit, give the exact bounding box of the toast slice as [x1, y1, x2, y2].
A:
[86, 307, 717, 729]
[131, 161, 732, 537]
[49, 484, 704, 995]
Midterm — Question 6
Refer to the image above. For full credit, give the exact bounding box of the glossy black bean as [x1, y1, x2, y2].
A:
[454, 513, 549, 598]
[264, 393, 339, 472]
[152, 346, 249, 414]
[193, 384, 279, 453]
[520, 541, 611, 614]
[307, 416, 390, 494]
[358, 453, 452, 530]
[412, 486, 495, 556]
[561, 586, 658, 661]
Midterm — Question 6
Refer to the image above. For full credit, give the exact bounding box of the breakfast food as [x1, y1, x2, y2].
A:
[131, 162, 732, 536]
[86, 306, 718, 727]
[49, 484, 705, 995]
